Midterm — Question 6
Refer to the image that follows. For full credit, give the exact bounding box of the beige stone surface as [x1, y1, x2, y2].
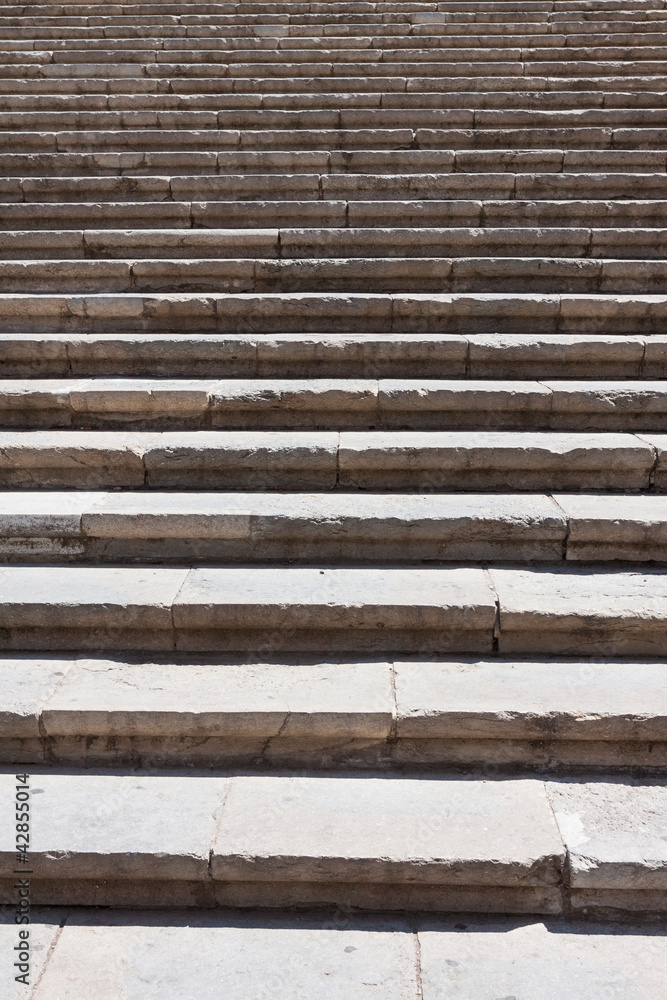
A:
[0, 566, 189, 628]
[337, 431, 653, 490]
[556, 493, 667, 560]
[0, 909, 61, 1000]
[0, 656, 71, 738]
[491, 567, 667, 654]
[547, 780, 667, 891]
[0, 491, 99, 537]
[172, 566, 497, 632]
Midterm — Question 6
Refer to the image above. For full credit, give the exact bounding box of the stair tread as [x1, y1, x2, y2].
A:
[0, 769, 663, 906]
[2, 653, 664, 740]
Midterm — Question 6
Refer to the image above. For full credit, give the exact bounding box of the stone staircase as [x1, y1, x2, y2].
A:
[0, 0, 666, 985]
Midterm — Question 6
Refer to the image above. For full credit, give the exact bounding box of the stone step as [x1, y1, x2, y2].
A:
[7, 29, 667, 46]
[8, 1, 667, 12]
[5, 108, 667, 130]
[0, 563, 665, 655]
[1, 332, 659, 379]
[7, 11, 667, 27]
[6, 1, 667, 13]
[3, 90, 667, 110]
[0, 225, 666, 254]
[13, 32, 667, 48]
[4, 202, 667, 230]
[0, 770, 664, 913]
[0, 428, 659, 491]
[4, 73, 667, 92]
[8, 15, 660, 29]
[5, 126, 667, 152]
[0, 23, 598, 37]
[7, 34, 667, 52]
[0, 291, 665, 335]
[5, 254, 667, 293]
[11, 911, 667, 997]
[0, 490, 666, 563]
[5, 172, 667, 201]
[5, 377, 667, 431]
[9, 61, 667, 81]
[1, 148, 665, 175]
[3, 655, 666, 769]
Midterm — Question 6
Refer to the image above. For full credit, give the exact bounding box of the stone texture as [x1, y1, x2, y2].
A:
[0, 656, 71, 738]
[0, 0, 665, 939]
[547, 780, 667, 892]
[212, 775, 564, 888]
[31, 912, 419, 1000]
[42, 659, 393, 739]
[0, 566, 189, 629]
[491, 567, 667, 655]
[172, 565, 496, 634]
[394, 659, 667, 742]
[0, 908, 61, 1000]
[419, 917, 667, 1000]
[556, 493, 667, 561]
[0, 773, 229, 881]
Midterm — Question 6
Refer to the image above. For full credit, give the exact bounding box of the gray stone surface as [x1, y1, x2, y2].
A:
[1, 0, 667, 934]
[337, 430, 654, 490]
[0, 909, 61, 1000]
[394, 659, 667, 741]
[212, 776, 564, 887]
[31, 913, 418, 1000]
[42, 659, 393, 739]
[556, 493, 667, 561]
[0, 773, 229, 880]
[0, 656, 70, 737]
[0, 566, 189, 629]
[419, 917, 667, 1000]
[0, 491, 97, 537]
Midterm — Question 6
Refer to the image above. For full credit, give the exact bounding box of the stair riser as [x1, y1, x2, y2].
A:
[4, 408, 667, 432]
[0, 878, 564, 914]
[5, 734, 665, 771]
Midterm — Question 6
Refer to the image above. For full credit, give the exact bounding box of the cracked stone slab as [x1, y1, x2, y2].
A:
[0, 907, 61, 1000]
[0, 566, 189, 629]
[41, 659, 393, 739]
[0, 656, 72, 738]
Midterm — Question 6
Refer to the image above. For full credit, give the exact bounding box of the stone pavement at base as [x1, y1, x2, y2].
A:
[0, 908, 665, 1000]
